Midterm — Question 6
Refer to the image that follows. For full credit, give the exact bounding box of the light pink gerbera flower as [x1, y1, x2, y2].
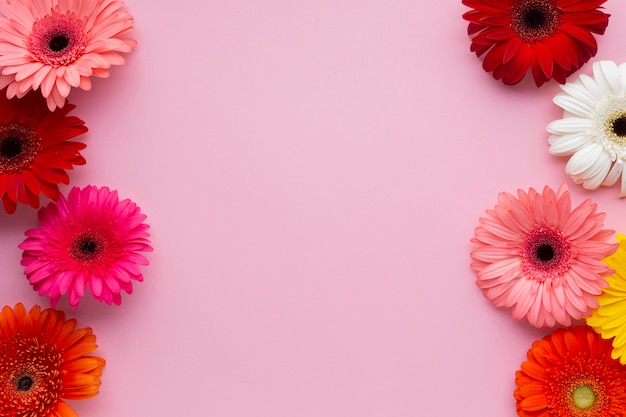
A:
[470, 184, 618, 328]
[0, 0, 136, 111]
[19, 185, 152, 308]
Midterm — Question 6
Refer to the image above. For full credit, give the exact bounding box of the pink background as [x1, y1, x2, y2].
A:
[2, 1, 626, 416]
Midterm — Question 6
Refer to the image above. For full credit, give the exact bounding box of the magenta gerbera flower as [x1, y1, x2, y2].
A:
[19, 185, 152, 308]
[470, 184, 618, 328]
[0, 0, 137, 111]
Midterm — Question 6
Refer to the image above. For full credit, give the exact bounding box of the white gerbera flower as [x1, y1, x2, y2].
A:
[547, 60, 626, 197]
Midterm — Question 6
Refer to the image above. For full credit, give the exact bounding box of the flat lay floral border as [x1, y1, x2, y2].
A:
[6, 0, 626, 416]
[0, 1, 151, 416]
[464, 0, 626, 416]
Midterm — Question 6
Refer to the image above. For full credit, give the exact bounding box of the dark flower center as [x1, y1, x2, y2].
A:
[0, 136, 23, 159]
[0, 125, 41, 174]
[15, 375, 34, 392]
[522, 7, 547, 29]
[80, 240, 97, 255]
[0, 336, 64, 414]
[522, 226, 571, 281]
[27, 14, 87, 67]
[612, 115, 626, 137]
[511, 0, 562, 42]
[48, 35, 69, 52]
[70, 232, 105, 263]
[536, 244, 555, 262]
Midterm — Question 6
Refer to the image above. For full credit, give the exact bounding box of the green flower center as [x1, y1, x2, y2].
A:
[572, 385, 596, 410]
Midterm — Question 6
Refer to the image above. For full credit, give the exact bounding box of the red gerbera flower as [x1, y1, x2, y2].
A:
[0, 92, 87, 214]
[462, 0, 610, 86]
[515, 326, 626, 417]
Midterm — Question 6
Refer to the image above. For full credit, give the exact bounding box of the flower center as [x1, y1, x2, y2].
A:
[26, 12, 87, 67]
[70, 231, 105, 263]
[523, 7, 548, 29]
[565, 378, 608, 416]
[521, 226, 570, 282]
[511, 0, 562, 42]
[0, 335, 63, 415]
[610, 112, 626, 140]
[536, 244, 555, 262]
[0, 136, 23, 159]
[592, 97, 626, 162]
[0, 124, 41, 174]
[48, 35, 69, 52]
[544, 359, 613, 417]
[15, 374, 34, 392]
[572, 385, 596, 410]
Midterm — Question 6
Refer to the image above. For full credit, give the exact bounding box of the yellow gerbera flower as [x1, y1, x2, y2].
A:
[587, 233, 626, 364]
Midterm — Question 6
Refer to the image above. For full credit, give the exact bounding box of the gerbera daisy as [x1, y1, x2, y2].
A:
[587, 234, 626, 364]
[0, 0, 137, 111]
[19, 185, 152, 308]
[470, 184, 617, 328]
[547, 60, 626, 197]
[0, 303, 105, 417]
[514, 326, 626, 417]
[0, 91, 86, 214]
[462, 0, 610, 86]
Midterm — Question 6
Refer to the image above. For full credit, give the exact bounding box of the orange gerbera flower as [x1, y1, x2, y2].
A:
[0, 303, 105, 417]
[515, 326, 626, 417]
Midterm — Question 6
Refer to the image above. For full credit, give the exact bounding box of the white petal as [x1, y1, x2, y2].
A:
[547, 117, 592, 134]
[581, 151, 612, 190]
[548, 132, 593, 156]
[591, 61, 614, 98]
[596, 60, 623, 96]
[580, 73, 609, 103]
[560, 78, 597, 107]
[621, 166, 626, 197]
[618, 62, 626, 81]
[603, 161, 623, 186]
[553, 93, 594, 118]
[565, 143, 605, 175]
[570, 173, 585, 186]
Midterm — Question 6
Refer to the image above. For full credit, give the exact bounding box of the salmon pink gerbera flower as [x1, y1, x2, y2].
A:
[515, 326, 626, 417]
[0, 303, 105, 417]
[462, 0, 610, 86]
[0, 0, 137, 111]
[19, 185, 152, 309]
[470, 184, 618, 328]
[0, 92, 86, 214]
